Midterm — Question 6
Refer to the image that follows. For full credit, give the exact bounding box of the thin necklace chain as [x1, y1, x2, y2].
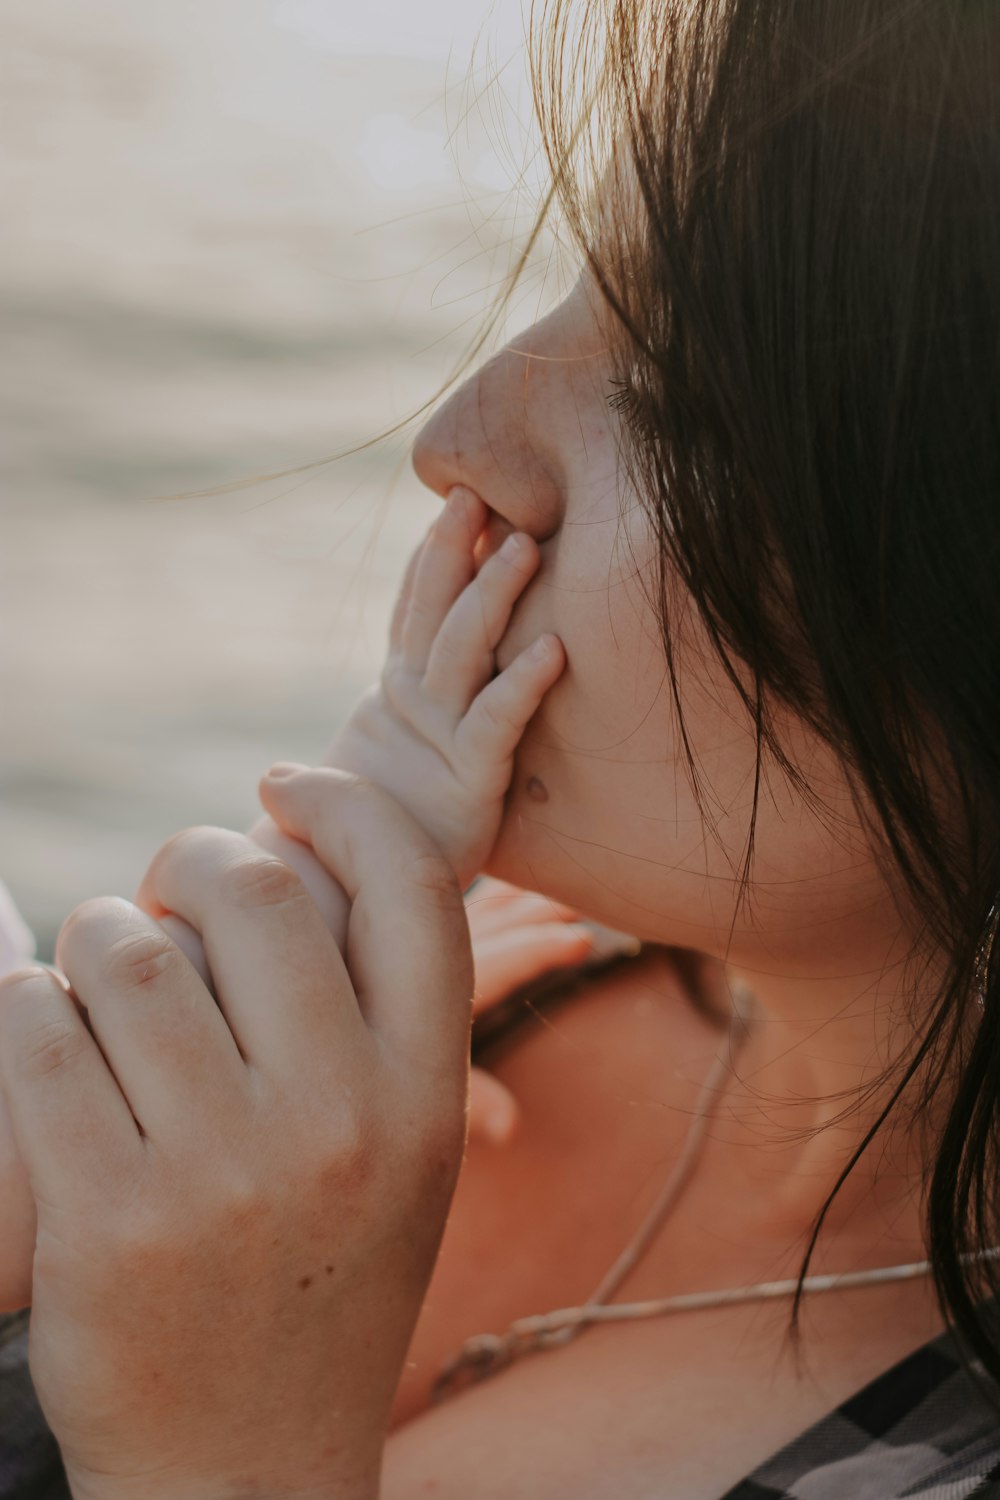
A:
[432, 980, 1000, 1405]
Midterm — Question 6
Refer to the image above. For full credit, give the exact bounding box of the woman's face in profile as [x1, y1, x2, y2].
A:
[411, 272, 902, 980]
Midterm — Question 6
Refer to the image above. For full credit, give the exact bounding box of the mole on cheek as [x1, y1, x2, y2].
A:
[525, 775, 549, 803]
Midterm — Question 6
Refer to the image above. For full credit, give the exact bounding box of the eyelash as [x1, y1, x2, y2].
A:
[605, 378, 655, 442]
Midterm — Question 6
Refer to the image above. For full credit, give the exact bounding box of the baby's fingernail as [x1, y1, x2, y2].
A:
[500, 532, 526, 560]
[563, 922, 597, 945]
[529, 633, 557, 661]
[446, 485, 480, 524]
[264, 761, 307, 780]
[580, 922, 643, 959]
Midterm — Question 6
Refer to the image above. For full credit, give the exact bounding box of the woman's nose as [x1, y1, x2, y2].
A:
[409, 337, 566, 540]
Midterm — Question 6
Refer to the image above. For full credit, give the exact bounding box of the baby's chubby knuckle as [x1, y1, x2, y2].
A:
[218, 853, 307, 912]
[404, 589, 439, 625]
[338, 770, 416, 829]
[427, 626, 465, 670]
[472, 696, 512, 739]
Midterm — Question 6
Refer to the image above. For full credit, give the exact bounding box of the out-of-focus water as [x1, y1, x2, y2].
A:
[0, 0, 571, 953]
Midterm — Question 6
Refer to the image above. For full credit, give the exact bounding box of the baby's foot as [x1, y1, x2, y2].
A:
[328, 487, 565, 890]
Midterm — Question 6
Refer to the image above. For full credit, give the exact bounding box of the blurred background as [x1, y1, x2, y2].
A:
[0, 0, 573, 957]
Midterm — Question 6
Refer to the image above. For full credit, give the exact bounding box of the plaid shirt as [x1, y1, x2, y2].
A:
[3, 1310, 1000, 1499]
[721, 1320, 1000, 1500]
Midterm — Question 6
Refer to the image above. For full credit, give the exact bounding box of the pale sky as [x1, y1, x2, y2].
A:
[273, 0, 531, 62]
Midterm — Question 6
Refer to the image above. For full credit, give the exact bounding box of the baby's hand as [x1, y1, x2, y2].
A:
[326, 487, 565, 892]
[162, 488, 563, 987]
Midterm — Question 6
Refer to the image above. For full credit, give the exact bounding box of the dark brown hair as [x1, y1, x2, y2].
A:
[520, 0, 1000, 1385]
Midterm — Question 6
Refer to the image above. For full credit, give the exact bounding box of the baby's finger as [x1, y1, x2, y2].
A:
[454, 633, 565, 785]
[472, 922, 595, 1014]
[423, 533, 541, 716]
[388, 537, 425, 655]
[401, 487, 486, 676]
[467, 1067, 520, 1146]
[465, 878, 582, 938]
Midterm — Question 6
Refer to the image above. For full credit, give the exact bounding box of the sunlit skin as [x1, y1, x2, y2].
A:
[410, 266, 944, 1258]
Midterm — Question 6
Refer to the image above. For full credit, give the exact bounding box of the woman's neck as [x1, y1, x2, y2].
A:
[695, 955, 947, 1271]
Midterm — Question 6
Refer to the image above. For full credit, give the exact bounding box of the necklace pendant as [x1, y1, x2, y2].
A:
[430, 1332, 514, 1404]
